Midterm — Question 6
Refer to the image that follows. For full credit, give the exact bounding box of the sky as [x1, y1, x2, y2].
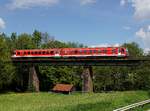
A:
[0, 0, 150, 52]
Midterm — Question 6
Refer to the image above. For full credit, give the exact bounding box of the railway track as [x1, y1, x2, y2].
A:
[113, 99, 150, 111]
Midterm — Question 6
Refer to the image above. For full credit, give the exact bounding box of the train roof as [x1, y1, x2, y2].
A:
[14, 47, 127, 51]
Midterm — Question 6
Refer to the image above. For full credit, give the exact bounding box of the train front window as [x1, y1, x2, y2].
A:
[121, 48, 125, 53]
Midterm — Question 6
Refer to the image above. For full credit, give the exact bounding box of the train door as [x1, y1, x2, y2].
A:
[118, 48, 122, 56]
[54, 49, 61, 57]
[107, 47, 111, 56]
[118, 48, 125, 56]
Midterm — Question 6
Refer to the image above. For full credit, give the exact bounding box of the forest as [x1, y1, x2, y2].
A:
[0, 30, 150, 92]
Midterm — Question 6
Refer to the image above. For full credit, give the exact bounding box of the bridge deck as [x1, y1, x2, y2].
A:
[11, 57, 150, 66]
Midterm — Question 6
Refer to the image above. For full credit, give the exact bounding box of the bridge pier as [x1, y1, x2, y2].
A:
[28, 66, 39, 92]
[82, 66, 93, 93]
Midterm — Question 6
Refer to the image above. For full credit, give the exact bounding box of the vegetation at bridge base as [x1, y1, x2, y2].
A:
[1, 30, 150, 92]
[0, 91, 149, 111]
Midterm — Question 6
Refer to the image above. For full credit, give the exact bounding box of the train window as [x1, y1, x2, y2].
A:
[24, 52, 26, 55]
[34, 51, 37, 55]
[112, 49, 116, 54]
[67, 51, 71, 54]
[37, 51, 41, 55]
[50, 51, 54, 54]
[56, 51, 59, 54]
[84, 50, 87, 54]
[71, 51, 74, 54]
[31, 52, 34, 55]
[79, 50, 82, 54]
[17, 52, 20, 55]
[64, 50, 68, 54]
[93, 50, 97, 53]
[47, 51, 50, 54]
[45, 51, 48, 54]
[75, 50, 78, 54]
[28, 52, 30, 55]
[104, 49, 107, 54]
[90, 50, 92, 54]
[43, 51, 46, 54]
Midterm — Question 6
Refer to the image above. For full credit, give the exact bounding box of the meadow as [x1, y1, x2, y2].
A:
[0, 91, 150, 111]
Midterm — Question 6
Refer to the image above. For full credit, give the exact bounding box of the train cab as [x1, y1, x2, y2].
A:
[117, 47, 128, 57]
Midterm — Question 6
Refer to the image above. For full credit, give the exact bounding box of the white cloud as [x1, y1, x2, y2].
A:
[0, 18, 5, 29]
[90, 43, 120, 48]
[8, 0, 59, 9]
[121, 0, 150, 20]
[148, 25, 150, 31]
[132, 0, 150, 20]
[143, 48, 150, 55]
[136, 25, 150, 49]
[120, 0, 128, 6]
[123, 26, 131, 30]
[80, 0, 96, 5]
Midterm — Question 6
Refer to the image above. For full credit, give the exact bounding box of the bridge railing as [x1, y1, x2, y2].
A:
[113, 99, 150, 111]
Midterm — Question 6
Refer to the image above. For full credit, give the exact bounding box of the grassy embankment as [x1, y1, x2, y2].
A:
[0, 91, 150, 111]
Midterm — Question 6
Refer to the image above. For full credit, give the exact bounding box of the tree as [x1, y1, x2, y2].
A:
[11, 32, 17, 42]
[42, 40, 69, 48]
[41, 32, 55, 44]
[16, 33, 35, 49]
[133, 62, 150, 90]
[122, 42, 143, 57]
[32, 30, 42, 48]
[0, 34, 15, 90]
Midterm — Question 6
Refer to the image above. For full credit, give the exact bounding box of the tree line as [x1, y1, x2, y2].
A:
[0, 30, 150, 92]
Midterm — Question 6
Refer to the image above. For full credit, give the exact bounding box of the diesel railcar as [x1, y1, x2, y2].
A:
[12, 47, 128, 58]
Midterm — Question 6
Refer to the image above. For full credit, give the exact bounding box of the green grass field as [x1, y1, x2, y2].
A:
[0, 91, 150, 111]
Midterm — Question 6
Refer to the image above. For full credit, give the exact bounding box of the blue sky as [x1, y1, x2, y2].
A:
[0, 0, 150, 51]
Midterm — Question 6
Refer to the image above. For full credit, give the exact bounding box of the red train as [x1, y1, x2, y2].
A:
[12, 47, 129, 58]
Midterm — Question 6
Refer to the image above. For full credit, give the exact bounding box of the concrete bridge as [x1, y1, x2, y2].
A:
[11, 56, 150, 92]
